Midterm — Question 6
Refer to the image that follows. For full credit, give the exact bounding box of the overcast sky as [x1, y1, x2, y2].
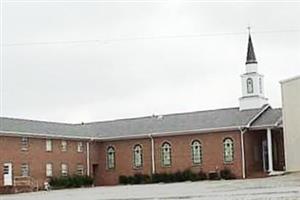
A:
[1, 0, 300, 123]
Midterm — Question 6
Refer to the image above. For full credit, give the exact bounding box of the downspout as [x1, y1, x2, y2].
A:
[86, 141, 90, 176]
[239, 127, 247, 179]
[149, 134, 156, 174]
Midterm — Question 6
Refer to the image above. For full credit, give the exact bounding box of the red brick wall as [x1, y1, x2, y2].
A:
[96, 138, 152, 186]
[95, 131, 243, 185]
[0, 136, 88, 188]
[244, 130, 266, 177]
[2, 129, 272, 187]
[272, 130, 285, 171]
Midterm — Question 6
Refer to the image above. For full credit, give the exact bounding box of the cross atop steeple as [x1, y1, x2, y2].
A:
[246, 28, 257, 64]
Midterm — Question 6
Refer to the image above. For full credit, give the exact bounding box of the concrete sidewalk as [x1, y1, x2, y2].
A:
[1, 173, 300, 200]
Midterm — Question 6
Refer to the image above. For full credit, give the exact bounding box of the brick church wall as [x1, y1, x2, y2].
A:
[0, 136, 88, 188]
[94, 131, 243, 185]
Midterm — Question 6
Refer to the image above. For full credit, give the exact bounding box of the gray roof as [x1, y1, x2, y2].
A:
[251, 108, 282, 128]
[0, 106, 282, 140]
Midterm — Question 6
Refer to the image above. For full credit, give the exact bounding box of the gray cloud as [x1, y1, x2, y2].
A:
[2, 1, 300, 122]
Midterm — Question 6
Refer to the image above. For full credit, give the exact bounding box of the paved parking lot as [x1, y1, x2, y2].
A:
[1, 173, 300, 200]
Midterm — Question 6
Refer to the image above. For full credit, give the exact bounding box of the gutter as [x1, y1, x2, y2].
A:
[0, 126, 241, 142]
[95, 126, 241, 141]
[0, 131, 92, 140]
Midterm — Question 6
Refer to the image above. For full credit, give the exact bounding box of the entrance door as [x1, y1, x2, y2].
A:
[3, 163, 13, 186]
[262, 140, 269, 172]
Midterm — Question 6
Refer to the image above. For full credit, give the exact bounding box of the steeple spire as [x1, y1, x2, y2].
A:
[239, 27, 268, 110]
[246, 29, 257, 64]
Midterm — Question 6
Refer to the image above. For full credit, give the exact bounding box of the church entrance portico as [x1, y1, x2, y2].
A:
[244, 128, 285, 178]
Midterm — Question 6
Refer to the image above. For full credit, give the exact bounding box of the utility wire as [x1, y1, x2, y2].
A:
[2, 29, 300, 47]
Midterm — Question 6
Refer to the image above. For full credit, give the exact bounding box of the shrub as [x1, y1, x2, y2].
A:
[118, 170, 217, 185]
[133, 174, 150, 184]
[119, 175, 128, 185]
[49, 175, 93, 189]
[198, 170, 207, 180]
[220, 168, 236, 180]
[174, 171, 184, 182]
[208, 172, 220, 180]
[151, 173, 163, 183]
[120, 174, 151, 185]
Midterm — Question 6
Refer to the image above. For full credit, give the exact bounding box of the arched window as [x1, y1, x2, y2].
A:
[107, 146, 115, 169]
[247, 78, 254, 94]
[133, 144, 143, 168]
[224, 138, 234, 163]
[161, 142, 171, 166]
[191, 140, 202, 164]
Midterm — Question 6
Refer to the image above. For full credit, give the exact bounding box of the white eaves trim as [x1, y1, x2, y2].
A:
[246, 104, 270, 128]
[0, 130, 92, 140]
[97, 126, 241, 141]
[280, 75, 300, 84]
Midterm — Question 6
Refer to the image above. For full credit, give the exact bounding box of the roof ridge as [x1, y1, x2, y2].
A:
[82, 107, 241, 125]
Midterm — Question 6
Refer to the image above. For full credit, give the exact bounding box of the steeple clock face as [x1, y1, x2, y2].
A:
[247, 78, 254, 94]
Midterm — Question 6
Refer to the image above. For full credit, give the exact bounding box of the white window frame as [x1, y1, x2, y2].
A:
[76, 164, 84, 176]
[133, 144, 143, 168]
[46, 139, 52, 152]
[107, 146, 115, 169]
[161, 142, 171, 167]
[224, 138, 234, 163]
[61, 140, 67, 152]
[77, 142, 83, 153]
[61, 163, 68, 176]
[21, 137, 29, 151]
[191, 140, 202, 164]
[46, 163, 53, 177]
[21, 163, 29, 177]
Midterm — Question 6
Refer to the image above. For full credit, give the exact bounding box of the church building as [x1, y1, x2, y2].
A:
[0, 34, 285, 192]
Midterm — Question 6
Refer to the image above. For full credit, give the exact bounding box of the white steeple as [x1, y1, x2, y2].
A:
[239, 32, 268, 111]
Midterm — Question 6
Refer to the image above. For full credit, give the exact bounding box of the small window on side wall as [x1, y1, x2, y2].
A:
[77, 142, 84, 152]
[191, 140, 202, 164]
[133, 144, 143, 168]
[61, 163, 68, 176]
[21, 163, 29, 177]
[46, 139, 52, 152]
[161, 142, 171, 167]
[21, 137, 29, 151]
[61, 140, 67, 152]
[76, 164, 84, 176]
[107, 146, 115, 169]
[224, 138, 234, 163]
[46, 163, 53, 177]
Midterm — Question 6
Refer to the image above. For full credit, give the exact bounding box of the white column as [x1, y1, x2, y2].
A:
[267, 128, 273, 173]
